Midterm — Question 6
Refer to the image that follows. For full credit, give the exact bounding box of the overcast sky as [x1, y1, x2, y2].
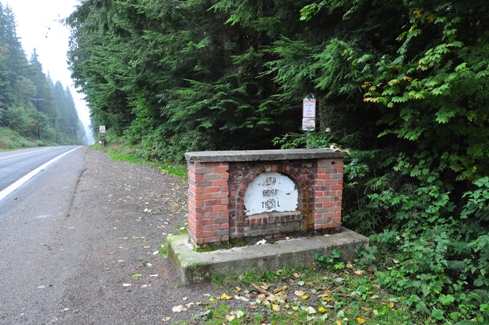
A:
[4, 0, 93, 142]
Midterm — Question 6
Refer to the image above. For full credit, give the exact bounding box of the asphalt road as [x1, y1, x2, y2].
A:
[0, 147, 219, 324]
[0, 146, 88, 323]
[0, 146, 78, 193]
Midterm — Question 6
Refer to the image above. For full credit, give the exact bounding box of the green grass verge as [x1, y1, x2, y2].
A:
[173, 248, 484, 325]
[91, 142, 187, 179]
[175, 262, 440, 325]
[0, 127, 41, 149]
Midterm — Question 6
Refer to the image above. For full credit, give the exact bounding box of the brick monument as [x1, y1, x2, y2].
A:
[185, 149, 344, 249]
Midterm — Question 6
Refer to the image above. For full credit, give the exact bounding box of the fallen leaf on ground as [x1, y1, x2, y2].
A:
[274, 286, 286, 294]
[172, 305, 187, 313]
[161, 317, 171, 322]
[220, 293, 232, 300]
[260, 282, 269, 290]
[256, 295, 270, 305]
[235, 295, 249, 302]
[277, 292, 287, 304]
[306, 306, 316, 314]
[252, 283, 270, 295]
[122, 283, 131, 287]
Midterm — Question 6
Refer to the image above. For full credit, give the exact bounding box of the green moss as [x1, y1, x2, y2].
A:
[194, 239, 247, 252]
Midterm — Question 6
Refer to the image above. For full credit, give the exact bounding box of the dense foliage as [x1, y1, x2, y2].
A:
[66, 0, 303, 161]
[67, 0, 488, 323]
[0, 2, 86, 148]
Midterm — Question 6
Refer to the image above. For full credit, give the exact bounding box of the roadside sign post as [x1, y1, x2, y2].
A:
[302, 96, 316, 148]
[99, 126, 106, 147]
[302, 96, 316, 131]
[100, 136, 106, 147]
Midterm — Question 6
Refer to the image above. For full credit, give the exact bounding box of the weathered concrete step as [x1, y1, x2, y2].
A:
[167, 227, 369, 285]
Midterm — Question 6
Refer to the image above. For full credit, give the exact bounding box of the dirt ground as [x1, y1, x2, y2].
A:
[57, 149, 226, 324]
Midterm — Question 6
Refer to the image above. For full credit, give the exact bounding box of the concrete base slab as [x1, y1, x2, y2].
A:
[167, 227, 369, 285]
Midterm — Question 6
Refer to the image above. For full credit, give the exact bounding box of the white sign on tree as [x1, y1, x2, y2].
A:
[302, 96, 316, 131]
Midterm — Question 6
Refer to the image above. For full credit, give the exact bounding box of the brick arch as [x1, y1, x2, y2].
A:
[229, 163, 315, 239]
[186, 150, 344, 248]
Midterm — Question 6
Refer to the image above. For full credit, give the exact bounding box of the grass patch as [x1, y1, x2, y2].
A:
[173, 223, 189, 236]
[158, 242, 168, 257]
[161, 163, 187, 178]
[181, 256, 448, 325]
[91, 142, 187, 179]
[0, 127, 40, 149]
[110, 151, 141, 164]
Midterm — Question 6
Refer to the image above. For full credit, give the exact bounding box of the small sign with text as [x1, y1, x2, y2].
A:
[302, 97, 316, 131]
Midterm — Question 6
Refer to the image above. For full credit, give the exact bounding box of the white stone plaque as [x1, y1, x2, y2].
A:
[244, 172, 298, 216]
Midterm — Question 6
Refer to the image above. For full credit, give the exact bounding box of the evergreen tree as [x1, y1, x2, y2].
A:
[53, 82, 84, 144]
[64, 86, 85, 144]
[0, 3, 85, 146]
[67, 0, 303, 160]
[25, 50, 58, 140]
[0, 3, 30, 122]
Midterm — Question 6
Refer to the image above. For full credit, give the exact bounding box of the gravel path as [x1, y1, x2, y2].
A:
[1, 148, 221, 325]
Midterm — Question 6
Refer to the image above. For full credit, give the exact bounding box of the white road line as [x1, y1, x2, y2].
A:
[0, 147, 52, 161]
[0, 147, 80, 202]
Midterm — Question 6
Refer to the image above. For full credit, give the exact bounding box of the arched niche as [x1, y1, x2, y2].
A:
[243, 172, 298, 216]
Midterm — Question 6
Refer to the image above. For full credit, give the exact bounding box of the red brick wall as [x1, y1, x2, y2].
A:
[187, 156, 343, 248]
[314, 159, 344, 230]
[187, 162, 230, 246]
